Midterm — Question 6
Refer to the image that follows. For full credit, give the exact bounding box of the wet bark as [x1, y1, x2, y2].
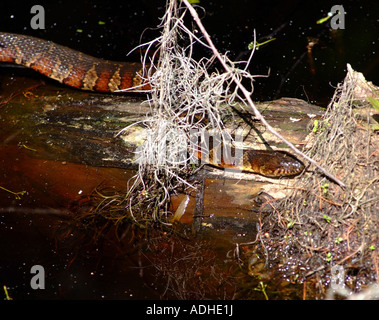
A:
[1, 82, 324, 237]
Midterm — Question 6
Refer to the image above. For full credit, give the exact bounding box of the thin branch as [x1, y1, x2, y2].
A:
[182, 0, 345, 188]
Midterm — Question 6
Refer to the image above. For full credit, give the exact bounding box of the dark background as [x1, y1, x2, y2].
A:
[0, 0, 378, 104]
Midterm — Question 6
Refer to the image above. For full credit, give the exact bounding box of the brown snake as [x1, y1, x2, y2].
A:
[196, 146, 304, 177]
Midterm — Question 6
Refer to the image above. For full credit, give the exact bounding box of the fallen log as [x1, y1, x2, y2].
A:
[0, 82, 325, 237]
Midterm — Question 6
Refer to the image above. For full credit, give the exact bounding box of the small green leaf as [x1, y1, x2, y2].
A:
[320, 183, 329, 196]
[335, 237, 343, 244]
[254, 281, 269, 300]
[0, 185, 27, 200]
[248, 38, 276, 50]
[316, 15, 331, 24]
[370, 123, 379, 132]
[287, 219, 295, 229]
[312, 119, 319, 133]
[367, 97, 379, 112]
[3, 286, 12, 300]
[316, 11, 333, 25]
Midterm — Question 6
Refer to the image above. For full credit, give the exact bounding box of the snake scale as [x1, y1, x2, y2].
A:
[0, 32, 304, 177]
[0, 32, 150, 92]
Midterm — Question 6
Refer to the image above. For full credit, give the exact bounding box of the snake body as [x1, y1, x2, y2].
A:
[196, 147, 304, 177]
[0, 32, 304, 177]
[0, 32, 150, 92]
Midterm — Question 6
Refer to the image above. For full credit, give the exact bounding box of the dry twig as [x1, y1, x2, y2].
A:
[182, 0, 345, 188]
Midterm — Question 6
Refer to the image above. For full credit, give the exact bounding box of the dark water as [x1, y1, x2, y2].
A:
[202, 0, 379, 105]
